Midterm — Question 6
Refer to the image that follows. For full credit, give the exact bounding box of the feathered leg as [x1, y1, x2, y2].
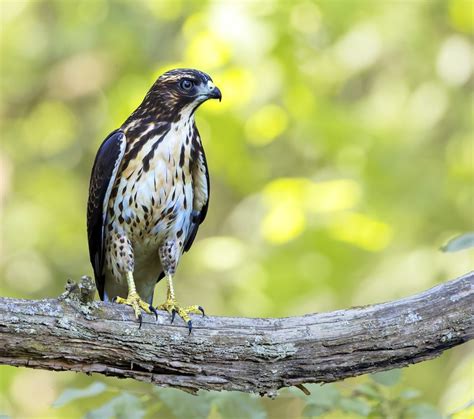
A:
[157, 240, 204, 333]
[114, 272, 158, 328]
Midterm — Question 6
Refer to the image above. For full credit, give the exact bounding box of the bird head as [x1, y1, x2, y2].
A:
[144, 68, 221, 120]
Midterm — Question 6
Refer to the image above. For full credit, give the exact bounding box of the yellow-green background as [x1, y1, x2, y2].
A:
[0, 0, 472, 417]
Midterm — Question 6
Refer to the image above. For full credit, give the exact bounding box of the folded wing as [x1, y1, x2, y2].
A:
[184, 142, 210, 252]
[87, 130, 126, 300]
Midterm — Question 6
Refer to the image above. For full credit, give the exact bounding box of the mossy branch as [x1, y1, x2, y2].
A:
[0, 272, 472, 396]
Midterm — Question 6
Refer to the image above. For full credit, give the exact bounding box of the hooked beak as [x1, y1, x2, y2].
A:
[208, 85, 222, 101]
[196, 80, 222, 103]
[203, 80, 222, 102]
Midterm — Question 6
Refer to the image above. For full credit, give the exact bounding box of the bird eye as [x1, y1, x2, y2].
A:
[180, 79, 193, 90]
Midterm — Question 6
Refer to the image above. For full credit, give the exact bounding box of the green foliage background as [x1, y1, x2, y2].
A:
[0, 0, 472, 417]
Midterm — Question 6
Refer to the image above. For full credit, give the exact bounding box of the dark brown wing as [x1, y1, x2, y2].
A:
[87, 130, 126, 300]
[184, 143, 210, 252]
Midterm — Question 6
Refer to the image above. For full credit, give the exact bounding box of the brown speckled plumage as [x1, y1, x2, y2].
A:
[87, 69, 221, 308]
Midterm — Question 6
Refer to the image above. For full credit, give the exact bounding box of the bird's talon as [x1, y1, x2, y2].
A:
[113, 292, 153, 326]
[149, 305, 158, 321]
[158, 300, 204, 331]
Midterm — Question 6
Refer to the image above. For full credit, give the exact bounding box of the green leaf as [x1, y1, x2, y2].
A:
[441, 233, 474, 252]
[339, 398, 371, 416]
[304, 384, 341, 408]
[406, 403, 443, 419]
[86, 392, 145, 419]
[213, 392, 266, 419]
[354, 384, 382, 400]
[287, 386, 308, 399]
[52, 382, 107, 408]
[399, 388, 421, 400]
[370, 369, 402, 387]
[156, 388, 212, 419]
[302, 403, 329, 417]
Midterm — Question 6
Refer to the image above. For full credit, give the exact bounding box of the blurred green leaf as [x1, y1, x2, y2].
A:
[213, 392, 266, 419]
[302, 403, 329, 417]
[400, 388, 421, 400]
[441, 233, 474, 252]
[354, 384, 382, 400]
[339, 397, 371, 416]
[406, 403, 443, 419]
[370, 369, 402, 387]
[156, 388, 212, 419]
[304, 384, 340, 408]
[52, 382, 107, 408]
[86, 393, 145, 419]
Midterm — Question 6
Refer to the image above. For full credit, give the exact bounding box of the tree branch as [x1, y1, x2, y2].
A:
[1, 272, 472, 396]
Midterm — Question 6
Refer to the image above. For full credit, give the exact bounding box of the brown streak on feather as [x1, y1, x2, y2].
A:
[179, 144, 185, 167]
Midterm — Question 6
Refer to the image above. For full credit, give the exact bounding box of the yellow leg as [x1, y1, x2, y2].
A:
[114, 272, 157, 327]
[158, 274, 204, 333]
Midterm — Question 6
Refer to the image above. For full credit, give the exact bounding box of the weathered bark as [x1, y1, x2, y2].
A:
[0, 272, 472, 396]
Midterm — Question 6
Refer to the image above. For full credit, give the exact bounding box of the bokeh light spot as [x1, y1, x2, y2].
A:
[185, 31, 230, 69]
[329, 213, 393, 252]
[335, 23, 381, 71]
[306, 179, 361, 213]
[436, 35, 473, 86]
[260, 177, 362, 244]
[210, 1, 275, 63]
[261, 203, 306, 244]
[195, 236, 246, 271]
[214, 67, 255, 110]
[264, 177, 360, 213]
[245, 105, 288, 146]
[449, 0, 474, 34]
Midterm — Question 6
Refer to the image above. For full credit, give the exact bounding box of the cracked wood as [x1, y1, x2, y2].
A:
[0, 271, 472, 395]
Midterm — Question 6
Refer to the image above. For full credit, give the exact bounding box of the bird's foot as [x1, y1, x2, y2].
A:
[114, 291, 157, 328]
[157, 299, 205, 334]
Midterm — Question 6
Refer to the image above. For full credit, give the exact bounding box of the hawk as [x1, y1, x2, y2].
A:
[87, 68, 221, 332]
